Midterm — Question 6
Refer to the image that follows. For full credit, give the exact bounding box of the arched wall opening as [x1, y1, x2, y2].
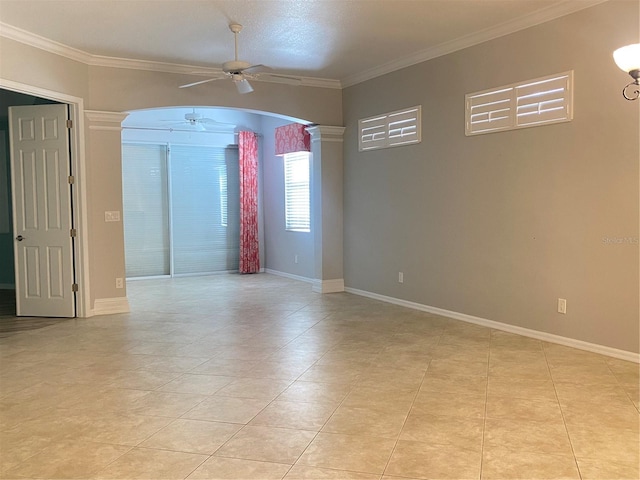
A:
[1, 32, 345, 315]
[121, 106, 317, 296]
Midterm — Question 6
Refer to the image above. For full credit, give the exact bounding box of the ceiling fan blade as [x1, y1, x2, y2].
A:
[187, 70, 226, 75]
[179, 77, 224, 89]
[242, 64, 266, 73]
[235, 79, 254, 94]
[200, 118, 236, 127]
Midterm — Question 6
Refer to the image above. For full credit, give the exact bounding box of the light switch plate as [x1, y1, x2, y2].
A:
[105, 211, 120, 222]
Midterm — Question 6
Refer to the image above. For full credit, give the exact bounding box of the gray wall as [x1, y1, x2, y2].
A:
[342, 0, 639, 353]
[262, 115, 314, 279]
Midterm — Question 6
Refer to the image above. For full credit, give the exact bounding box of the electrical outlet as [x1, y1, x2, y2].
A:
[294, 255, 299, 264]
[398, 272, 404, 283]
[557, 298, 567, 314]
[115, 277, 124, 289]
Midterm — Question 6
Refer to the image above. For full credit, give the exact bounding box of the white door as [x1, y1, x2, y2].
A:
[9, 104, 75, 317]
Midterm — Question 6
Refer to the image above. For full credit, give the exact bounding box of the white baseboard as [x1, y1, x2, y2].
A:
[263, 270, 345, 294]
[313, 278, 345, 294]
[92, 297, 130, 316]
[345, 287, 639, 364]
[265, 269, 314, 284]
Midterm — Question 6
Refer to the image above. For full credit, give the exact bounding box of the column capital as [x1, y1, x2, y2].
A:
[85, 110, 129, 130]
[307, 125, 346, 142]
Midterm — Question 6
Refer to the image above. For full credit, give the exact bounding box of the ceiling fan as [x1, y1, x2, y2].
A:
[179, 23, 302, 94]
[160, 109, 235, 131]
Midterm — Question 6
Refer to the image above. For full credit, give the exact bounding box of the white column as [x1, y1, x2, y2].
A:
[84, 110, 131, 315]
[307, 125, 346, 293]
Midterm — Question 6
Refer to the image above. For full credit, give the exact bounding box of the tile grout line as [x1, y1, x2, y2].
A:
[542, 342, 584, 480]
[379, 326, 439, 479]
[605, 358, 640, 415]
[478, 329, 494, 480]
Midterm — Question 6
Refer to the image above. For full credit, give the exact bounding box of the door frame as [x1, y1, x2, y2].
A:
[1, 78, 90, 317]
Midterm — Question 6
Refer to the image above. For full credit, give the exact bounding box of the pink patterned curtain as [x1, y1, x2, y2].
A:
[238, 131, 260, 274]
[275, 123, 311, 155]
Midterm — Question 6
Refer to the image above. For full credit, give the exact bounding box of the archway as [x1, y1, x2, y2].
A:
[121, 106, 317, 304]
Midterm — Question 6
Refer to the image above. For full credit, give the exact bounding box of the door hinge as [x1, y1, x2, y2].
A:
[68, 175, 75, 184]
[66, 119, 73, 129]
[70, 228, 77, 237]
[71, 283, 79, 292]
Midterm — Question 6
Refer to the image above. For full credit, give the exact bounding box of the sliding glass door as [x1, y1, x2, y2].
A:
[122, 144, 170, 277]
[122, 143, 240, 278]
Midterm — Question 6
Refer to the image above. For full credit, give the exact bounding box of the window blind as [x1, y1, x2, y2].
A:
[122, 143, 239, 278]
[170, 145, 240, 275]
[122, 143, 170, 277]
[284, 151, 310, 232]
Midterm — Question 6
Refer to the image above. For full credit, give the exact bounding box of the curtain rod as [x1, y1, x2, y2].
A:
[122, 126, 262, 136]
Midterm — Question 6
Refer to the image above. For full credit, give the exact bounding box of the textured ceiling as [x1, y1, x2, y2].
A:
[0, 0, 606, 86]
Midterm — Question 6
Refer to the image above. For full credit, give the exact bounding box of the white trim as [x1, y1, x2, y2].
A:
[341, 0, 607, 87]
[0, 22, 91, 64]
[84, 110, 129, 123]
[307, 126, 346, 142]
[313, 278, 345, 294]
[265, 268, 314, 284]
[88, 126, 123, 131]
[92, 297, 130, 315]
[345, 287, 640, 364]
[0, 78, 91, 318]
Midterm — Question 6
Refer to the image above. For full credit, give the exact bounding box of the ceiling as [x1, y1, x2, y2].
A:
[0, 0, 605, 87]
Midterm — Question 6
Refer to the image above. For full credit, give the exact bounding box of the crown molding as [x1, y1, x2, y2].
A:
[0, 22, 91, 64]
[87, 54, 207, 75]
[341, 0, 609, 88]
[0, 21, 341, 90]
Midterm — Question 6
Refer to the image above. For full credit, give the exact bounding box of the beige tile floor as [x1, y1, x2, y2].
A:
[0, 274, 638, 480]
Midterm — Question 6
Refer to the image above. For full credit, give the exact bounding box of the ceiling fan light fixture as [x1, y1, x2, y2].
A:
[235, 78, 254, 94]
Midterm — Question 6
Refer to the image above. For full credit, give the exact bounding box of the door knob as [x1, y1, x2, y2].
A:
[16, 235, 24, 241]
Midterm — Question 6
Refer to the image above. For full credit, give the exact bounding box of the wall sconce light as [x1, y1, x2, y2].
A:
[613, 43, 640, 100]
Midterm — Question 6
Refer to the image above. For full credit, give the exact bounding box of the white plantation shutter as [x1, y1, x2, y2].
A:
[515, 73, 572, 127]
[466, 87, 513, 134]
[388, 107, 421, 146]
[466, 71, 573, 136]
[359, 115, 388, 151]
[284, 151, 310, 232]
[359, 106, 421, 151]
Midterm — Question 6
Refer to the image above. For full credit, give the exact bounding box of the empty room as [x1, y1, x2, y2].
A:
[0, 0, 638, 479]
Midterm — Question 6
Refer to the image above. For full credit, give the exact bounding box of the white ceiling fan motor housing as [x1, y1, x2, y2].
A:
[222, 60, 252, 74]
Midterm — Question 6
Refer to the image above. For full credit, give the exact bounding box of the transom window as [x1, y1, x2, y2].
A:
[465, 71, 573, 136]
[359, 106, 422, 151]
